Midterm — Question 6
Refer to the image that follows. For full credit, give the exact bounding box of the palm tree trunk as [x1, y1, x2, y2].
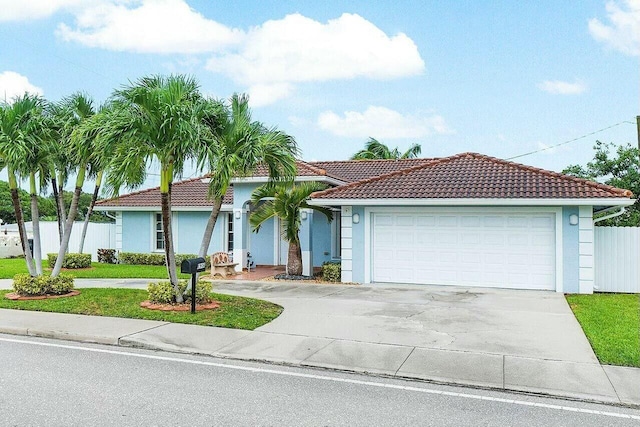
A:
[57, 171, 66, 238]
[287, 238, 303, 276]
[79, 170, 102, 253]
[52, 164, 86, 277]
[8, 169, 36, 276]
[29, 172, 43, 275]
[198, 198, 223, 257]
[51, 173, 63, 243]
[160, 165, 181, 302]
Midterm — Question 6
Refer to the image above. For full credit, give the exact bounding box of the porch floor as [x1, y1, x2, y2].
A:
[211, 265, 285, 281]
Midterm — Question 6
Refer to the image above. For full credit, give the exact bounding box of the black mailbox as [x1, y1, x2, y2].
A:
[181, 257, 206, 274]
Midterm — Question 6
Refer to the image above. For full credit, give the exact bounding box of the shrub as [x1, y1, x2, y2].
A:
[147, 280, 212, 304]
[322, 262, 341, 282]
[97, 249, 117, 264]
[119, 252, 165, 266]
[13, 273, 75, 296]
[120, 252, 211, 269]
[47, 253, 92, 269]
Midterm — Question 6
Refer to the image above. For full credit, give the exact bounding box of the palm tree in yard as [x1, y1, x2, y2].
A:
[250, 182, 333, 276]
[98, 75, 209, 302]
[351, 137, 421, 160]
[50, 92, 98, 278]
[197, 93, 298, 258]
[0, 94, 47, 276]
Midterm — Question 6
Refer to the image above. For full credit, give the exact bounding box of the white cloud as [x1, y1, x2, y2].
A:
[537, 79, 587, 95]
[56, 0, 242, 54]
[247, 83, 293, 107]
[206, 13, 425, 104]
[589, 0, 640, 56]
[0, 0, 84, 22]
[0, 71, 43, 102]
[317, 106, 452, 139]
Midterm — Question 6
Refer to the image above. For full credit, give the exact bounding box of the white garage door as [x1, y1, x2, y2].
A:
[372, 210, 556, 290]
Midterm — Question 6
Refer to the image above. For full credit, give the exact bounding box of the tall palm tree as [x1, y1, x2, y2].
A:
[50, 92, 97, 277]
[197, 93, 298, 258]
[250, 182, 332, 276]
[0, 94, 46, 276]
[351, 137, 421, 160]
[98, 75, 207, 302]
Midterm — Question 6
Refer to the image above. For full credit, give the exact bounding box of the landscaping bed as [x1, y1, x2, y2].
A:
[0, 288, 282, 330]
[566, 293, 640, 367]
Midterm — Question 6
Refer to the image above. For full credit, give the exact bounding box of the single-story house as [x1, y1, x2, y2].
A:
[94, 152, 634, 294]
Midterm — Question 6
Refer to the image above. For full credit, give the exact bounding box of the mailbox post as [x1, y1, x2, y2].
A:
[180, 257, 206, 314]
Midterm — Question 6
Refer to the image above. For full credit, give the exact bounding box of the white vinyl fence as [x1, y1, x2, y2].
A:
[3, 221, 116, 262]
[594, 227, 640, 293]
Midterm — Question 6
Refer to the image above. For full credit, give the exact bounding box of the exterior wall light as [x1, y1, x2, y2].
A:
[234, 210, 241, 219]
[352, 213, 360, 224]
[569, 214, 578, 225]
[301, 211, 308, 220]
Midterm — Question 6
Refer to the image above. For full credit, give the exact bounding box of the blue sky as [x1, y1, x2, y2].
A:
[0, 0, 638, 190]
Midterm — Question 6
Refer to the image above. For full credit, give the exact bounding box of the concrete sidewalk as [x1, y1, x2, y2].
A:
[0, 279, 639, 407]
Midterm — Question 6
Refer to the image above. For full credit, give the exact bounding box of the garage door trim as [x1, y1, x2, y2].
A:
[363, 206, 563, 292]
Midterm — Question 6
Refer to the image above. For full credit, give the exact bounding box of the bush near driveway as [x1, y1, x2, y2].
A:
[566, 293, 640, 367]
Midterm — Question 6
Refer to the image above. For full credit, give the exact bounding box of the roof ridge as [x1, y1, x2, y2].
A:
[311, 154, 465, 198]
[466, 152, 634, 198]
[96, 174, 211, 205]
[296, 160, 327, 176]
[309, 157, 434, 165]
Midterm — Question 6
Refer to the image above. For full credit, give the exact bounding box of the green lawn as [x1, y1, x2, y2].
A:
[0, 288, 282, 330]
[0, 258, 190, 279]
[566, 293, 640, 367]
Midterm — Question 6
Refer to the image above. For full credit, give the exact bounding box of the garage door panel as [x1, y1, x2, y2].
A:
[372, 210, 556, 290]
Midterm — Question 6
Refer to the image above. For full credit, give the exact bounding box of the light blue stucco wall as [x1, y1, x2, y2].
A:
[313, 213, 332, 266]
[122, 212, 152, 253]
[351, 206, 366, 283]
[121, 210, 227, 255]
[562, 206, 580, 293]
[175, 211, 226, 254]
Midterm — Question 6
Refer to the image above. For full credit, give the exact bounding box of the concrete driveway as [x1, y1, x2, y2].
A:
[213, 281, 598, 364]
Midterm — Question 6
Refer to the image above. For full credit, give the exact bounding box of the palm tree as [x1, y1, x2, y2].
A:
[98, 75, 207, 302]
[0, 94, 46, 276]
[197, 93, 298, 258]
[351, 137, 421, 160]
[50, 92, 97, 278]
[250, 182, 332, 276]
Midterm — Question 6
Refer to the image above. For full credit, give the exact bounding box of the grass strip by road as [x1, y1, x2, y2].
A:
[566, 293, 640, 367]
[0, 288, 282, 330]
[0, 258, 191, 280]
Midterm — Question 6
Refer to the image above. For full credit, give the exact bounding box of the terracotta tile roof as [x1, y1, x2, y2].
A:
[249, 161, 334, 179]
[309, 158, 436, 182]
[95, 176, 233, 208]
[311, 153, 634, 200]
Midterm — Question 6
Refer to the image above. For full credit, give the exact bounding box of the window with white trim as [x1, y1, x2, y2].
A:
[227, 213, 234, 252]
[155, 213, 165, 251]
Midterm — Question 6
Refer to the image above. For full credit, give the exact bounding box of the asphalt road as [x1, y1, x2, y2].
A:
[0, 334, 638, 426]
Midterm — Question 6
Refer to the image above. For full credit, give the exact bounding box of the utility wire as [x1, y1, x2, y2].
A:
[506, 120, 636, 160]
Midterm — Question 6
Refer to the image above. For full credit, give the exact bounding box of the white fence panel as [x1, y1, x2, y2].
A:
[594, 227, 640, 293]
[38, 221, 116, 262]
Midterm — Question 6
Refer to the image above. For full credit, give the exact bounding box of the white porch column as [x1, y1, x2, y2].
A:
[578, 206, 594, 294]
[341, 206, 353, 283]
[300, 208, 314, 276]
[233, 208, 248, 272]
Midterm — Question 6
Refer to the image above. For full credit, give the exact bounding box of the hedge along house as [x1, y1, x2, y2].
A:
[95, 153, 634, 294]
